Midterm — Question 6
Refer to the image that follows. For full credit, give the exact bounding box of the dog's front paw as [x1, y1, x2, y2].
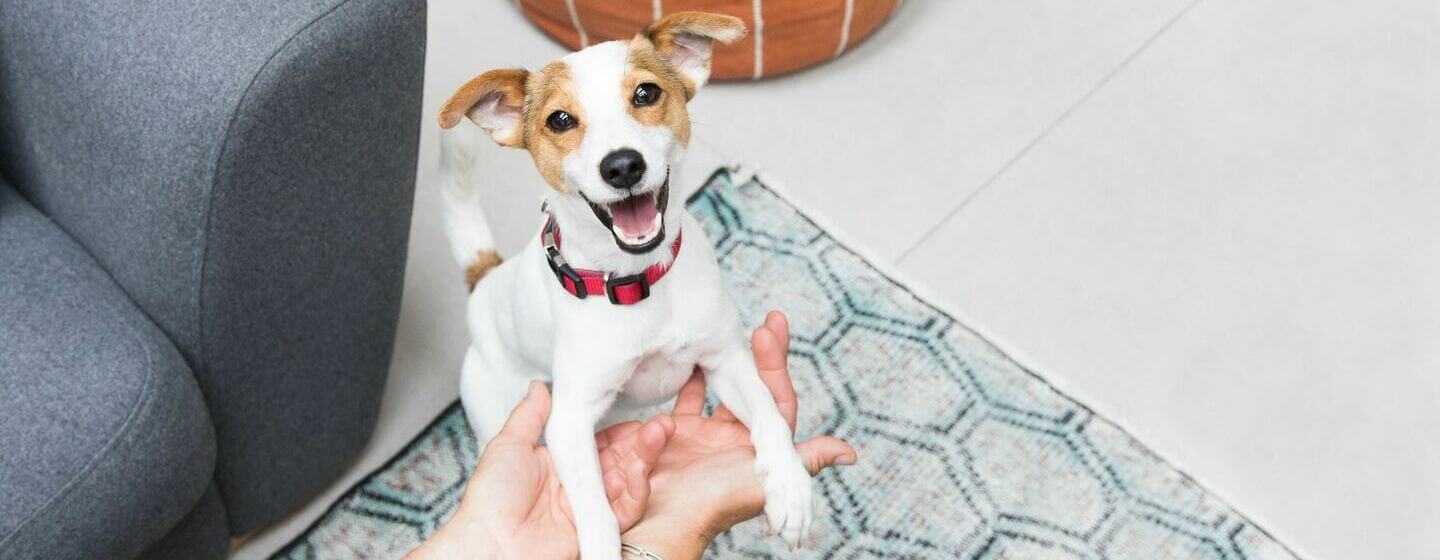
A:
[757, 451, 814, 548]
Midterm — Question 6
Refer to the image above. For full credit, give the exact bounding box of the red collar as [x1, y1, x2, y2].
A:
[541, 214, 682, 305]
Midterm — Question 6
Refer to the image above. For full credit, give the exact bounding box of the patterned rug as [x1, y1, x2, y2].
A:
[274, 169, 1301, 560]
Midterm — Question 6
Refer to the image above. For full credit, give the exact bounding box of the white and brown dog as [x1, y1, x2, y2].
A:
[436, 12, 812, 560]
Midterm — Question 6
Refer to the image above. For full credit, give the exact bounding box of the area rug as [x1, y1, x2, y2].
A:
[273, 169, 1301, 560]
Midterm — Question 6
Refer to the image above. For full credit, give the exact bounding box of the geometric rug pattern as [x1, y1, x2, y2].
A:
[273, 169, 1301, 559]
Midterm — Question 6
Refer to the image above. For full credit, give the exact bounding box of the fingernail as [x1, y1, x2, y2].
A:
[528, 380, 543, 394]
[837, 453, 858, 466]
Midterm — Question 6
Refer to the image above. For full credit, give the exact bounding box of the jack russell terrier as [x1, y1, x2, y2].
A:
[436, 12, 812, 559]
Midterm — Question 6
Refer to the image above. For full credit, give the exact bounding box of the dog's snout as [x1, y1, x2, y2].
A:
[599, 149, 646, 189]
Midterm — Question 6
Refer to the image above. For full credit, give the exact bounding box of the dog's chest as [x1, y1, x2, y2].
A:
[616, 350, 695, 407]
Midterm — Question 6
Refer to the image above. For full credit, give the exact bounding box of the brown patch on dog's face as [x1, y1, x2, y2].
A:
[519, 61, 582, 191]
[626, 38, 692, 148]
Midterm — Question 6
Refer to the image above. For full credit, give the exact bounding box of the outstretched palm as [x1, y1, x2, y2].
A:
[633, 312, 858, 536]
[425, 382, 674, 560]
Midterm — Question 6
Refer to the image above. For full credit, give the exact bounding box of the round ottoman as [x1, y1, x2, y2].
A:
[517, 0, 902, 80]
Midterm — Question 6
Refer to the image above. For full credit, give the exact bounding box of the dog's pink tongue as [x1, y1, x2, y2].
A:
[610, 196, 657, 238]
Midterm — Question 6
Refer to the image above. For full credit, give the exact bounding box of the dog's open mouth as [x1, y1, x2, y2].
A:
[585, 174, 670, 254]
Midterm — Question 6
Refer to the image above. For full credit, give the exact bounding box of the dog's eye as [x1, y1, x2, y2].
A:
[632, 83, 662, 107]
[546, 110, 578, 133]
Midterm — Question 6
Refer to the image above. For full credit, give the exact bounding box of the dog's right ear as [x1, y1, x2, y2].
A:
[438, 69, 530, 148]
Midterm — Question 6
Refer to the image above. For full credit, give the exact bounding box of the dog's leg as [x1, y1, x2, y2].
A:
[459, 345, 540, 447]
[547, 356, 625, 560]
[702, 344, 814, 548]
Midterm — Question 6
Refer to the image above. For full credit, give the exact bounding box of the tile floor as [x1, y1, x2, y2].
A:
[232, 0, 1439, 558]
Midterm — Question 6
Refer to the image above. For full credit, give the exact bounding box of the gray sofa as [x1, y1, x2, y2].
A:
[0, 0, 425, 558]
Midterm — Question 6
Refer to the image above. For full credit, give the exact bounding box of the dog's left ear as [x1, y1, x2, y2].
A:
[643, 12, 747, 99]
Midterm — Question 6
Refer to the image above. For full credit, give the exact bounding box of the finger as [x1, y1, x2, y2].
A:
[600, 417, 672, 501]
[609, 419, 671, 530]
[653, 413, 676, 438]
[672, 369, 707, 415]
[495, 381, 550, 444]
[635, 419, 671, 474]
[795, 436, 857, 476]
[595, 420, 642, 451]
[752, 325, 799, 432]
[614, 449, 653, 530]
[716, 319, 795, 425]
[604, 462, 626, 506]
[764, 310, 791, 356]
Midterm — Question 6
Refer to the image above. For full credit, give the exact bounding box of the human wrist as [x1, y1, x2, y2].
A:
[621, 512, 721, 560]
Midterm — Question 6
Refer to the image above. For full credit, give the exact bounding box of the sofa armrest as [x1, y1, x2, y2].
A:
[199, 0, 426, 531]
[0, 0, 426, 532]
[0, 185, 217, 559]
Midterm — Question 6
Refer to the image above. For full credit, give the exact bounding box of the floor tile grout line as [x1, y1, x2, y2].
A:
[894, 0, 1208, 265]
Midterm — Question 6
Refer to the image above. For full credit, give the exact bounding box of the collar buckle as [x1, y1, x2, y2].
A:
[543, 217, 588, 299]
[604, 272, 651, 304]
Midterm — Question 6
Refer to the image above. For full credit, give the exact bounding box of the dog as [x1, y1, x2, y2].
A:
[435, 12, 812, 560]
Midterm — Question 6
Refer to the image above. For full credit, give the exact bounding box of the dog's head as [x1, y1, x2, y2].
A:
[439, 12, 746, 254]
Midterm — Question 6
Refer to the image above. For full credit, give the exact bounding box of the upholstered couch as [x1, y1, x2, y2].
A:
[0, 0, 426, 557]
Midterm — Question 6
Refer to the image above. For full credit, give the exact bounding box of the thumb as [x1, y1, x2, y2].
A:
[795, 436, 857, 476]
[751, 326, 798, 432]
[495, 381, 551, 444]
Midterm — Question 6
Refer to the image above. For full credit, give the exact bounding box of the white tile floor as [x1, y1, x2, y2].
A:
[232, 1, 1440, 558]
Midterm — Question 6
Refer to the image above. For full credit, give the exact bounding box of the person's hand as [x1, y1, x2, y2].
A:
[620, 311, 858, 559]
[406, 381, 675, 560]
[407, 310, 854, 560]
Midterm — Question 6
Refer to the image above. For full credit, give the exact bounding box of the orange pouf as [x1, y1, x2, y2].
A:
[517, 0, 902, 80]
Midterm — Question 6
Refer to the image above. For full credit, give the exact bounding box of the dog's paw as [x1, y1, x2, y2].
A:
[758, 451, 814, 548]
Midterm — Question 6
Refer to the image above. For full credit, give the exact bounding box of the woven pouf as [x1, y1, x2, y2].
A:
[517, 0, 902, 79]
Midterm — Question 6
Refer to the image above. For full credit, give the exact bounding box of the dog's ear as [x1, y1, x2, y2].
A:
[438, 69, 530, 148]
[643, 12, 747, 98]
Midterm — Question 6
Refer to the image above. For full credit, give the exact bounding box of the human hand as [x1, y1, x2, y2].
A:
[406, 381, 675, 560]
[619, 311, 858, 559]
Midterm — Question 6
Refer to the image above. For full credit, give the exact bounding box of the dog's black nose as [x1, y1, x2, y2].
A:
[599, 149, 646, 189]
